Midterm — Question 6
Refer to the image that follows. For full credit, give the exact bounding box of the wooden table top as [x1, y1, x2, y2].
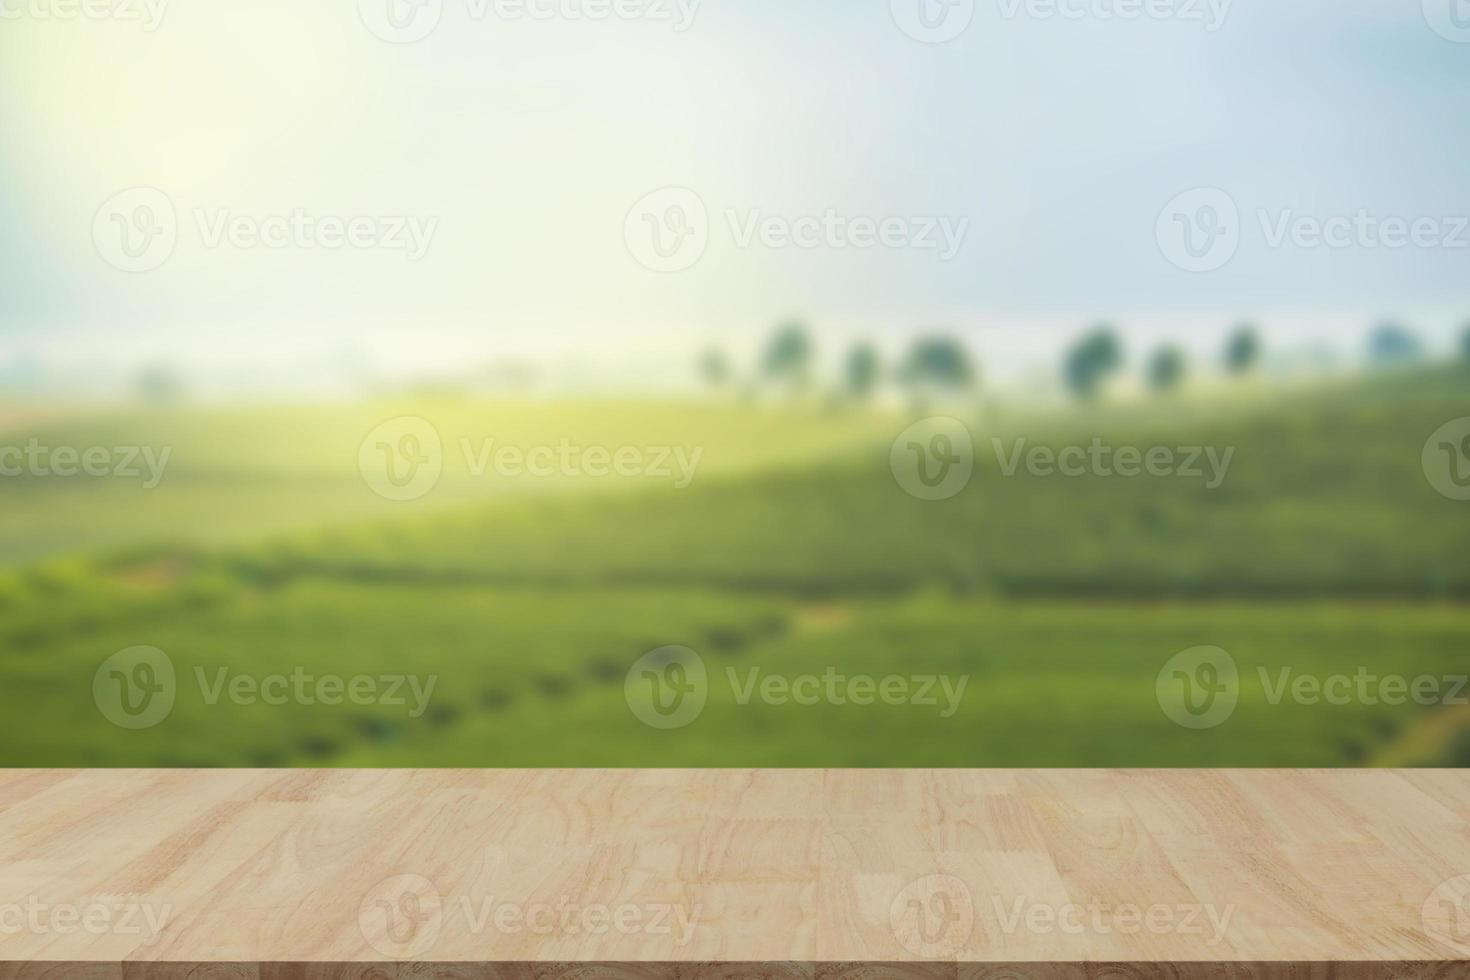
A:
[0, 769, 1466, 978]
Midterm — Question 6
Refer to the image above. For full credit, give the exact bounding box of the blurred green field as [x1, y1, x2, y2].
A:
[5, 578, 1467, 767]
[228, 371, 1470, 598]
[1, 367, 1467, 767]
[0, 400, 890, 566]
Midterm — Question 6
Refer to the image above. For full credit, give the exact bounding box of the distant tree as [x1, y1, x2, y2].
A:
[899, 335, 975, 408]
[1064, 327, 1122, 400]
[1367, 322, 1423, 369]
[902, 336, 975, 388]
[136, 365, 185, 404]
[844, 343, 880, 401]
[1461, 324, 1470, 362]
[762, 321, 814, 392]
[699, 347, 731, 388]
[1224, 324, 1261, 376]
[1148, 346, 1186, 393]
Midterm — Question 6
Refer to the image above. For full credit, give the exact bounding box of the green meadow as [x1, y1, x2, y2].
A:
[1, 366, 1467, 768]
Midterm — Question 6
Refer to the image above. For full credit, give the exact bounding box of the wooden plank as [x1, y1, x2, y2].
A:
[0, 770, 1465, 978]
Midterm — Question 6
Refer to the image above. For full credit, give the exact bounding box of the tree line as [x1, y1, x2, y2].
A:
[701, 320, 1466, 403]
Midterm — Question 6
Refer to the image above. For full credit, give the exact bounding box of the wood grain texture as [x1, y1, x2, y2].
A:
[0, 770, 1466, 979]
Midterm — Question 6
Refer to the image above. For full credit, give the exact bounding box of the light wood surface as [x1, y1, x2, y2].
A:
[0, 769, 1467, 978]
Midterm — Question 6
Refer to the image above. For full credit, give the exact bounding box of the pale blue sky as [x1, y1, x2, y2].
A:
[1, 0, 1466, 386]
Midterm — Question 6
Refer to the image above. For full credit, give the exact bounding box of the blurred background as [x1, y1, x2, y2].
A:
[1, 0, 1467, 767]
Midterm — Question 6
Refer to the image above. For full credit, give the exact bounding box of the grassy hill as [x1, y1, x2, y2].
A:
[224, 369, 1470, 598]
[0, 399, 891, 566]
[1, 367, 1467, 768]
